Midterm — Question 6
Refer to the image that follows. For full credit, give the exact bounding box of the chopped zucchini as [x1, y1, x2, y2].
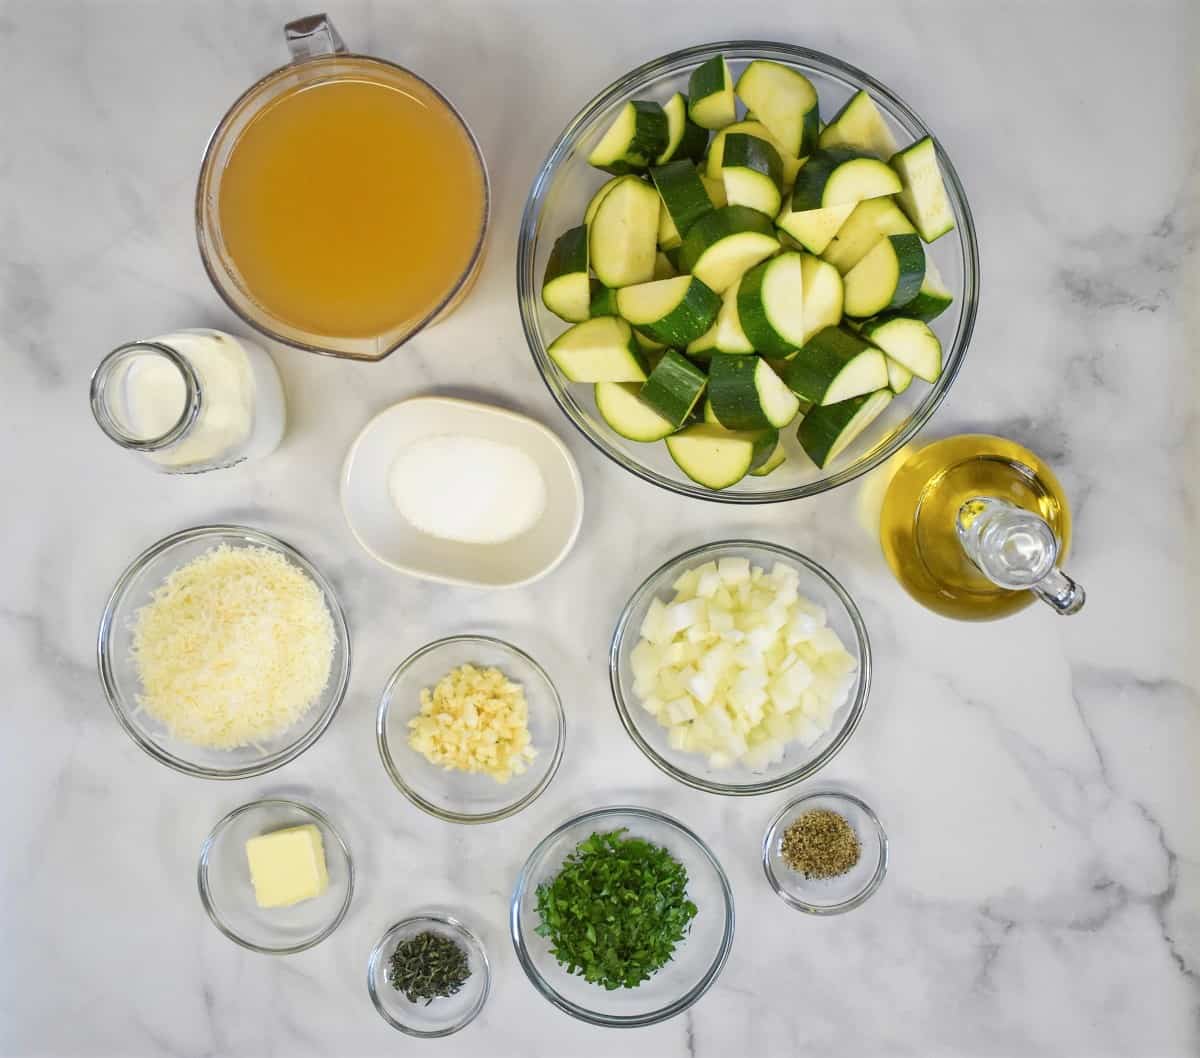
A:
[653, 251, 678, 280]
[698, 166, 728, 208]
[588, 100, 669, 174]
[634, 328, 667, 353]
[775, 201, 856, 255]
[677, 205, 779, 294]
[782, 326, 888, 405]
[749, 439, 787, 476]
[712, 277, 755, 354]
[595, 381, 676, 442]
[799, 254, 844, 344]
[796, 389, 893, 467]
[736, 252, 806, 356]
[790, 148, 902, 211]
[706, 120, 804, 189]
[589, 280, 619, 317]
[843, 233, 925, 317]
[651, 160, 714, 247]
[665, 422, 775, 489]
[885, 357, 913, 394]
[904, 254, 954, 321]
[858, 315, 943, 382]
[688, 55, 736, 130]
[657, 92, 709, 164]
[590, 176, 661, 287]
[818, 90, 898, 160]
[639, 349, 708, 426]
[547, 316, 648, 382]
[891, 136, 955, 242]
[616, 274, 721, 346]
[734, 59, 820, 158]
[541, 225, 590, 323]
[708, 353, 800, 429]
[702, 396, 721, 423]
[584, 175, 624, 226]
[821, 198, 916, 275]
[687, 312, 722, 358]
[721, 133, 783, 217]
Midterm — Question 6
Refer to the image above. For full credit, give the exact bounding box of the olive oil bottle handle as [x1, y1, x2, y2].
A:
[956, 497, 1086, 616]
[284, 13, 347, 63]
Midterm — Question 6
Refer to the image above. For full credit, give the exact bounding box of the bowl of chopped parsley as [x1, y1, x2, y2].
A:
[509, 806, 734, 1027]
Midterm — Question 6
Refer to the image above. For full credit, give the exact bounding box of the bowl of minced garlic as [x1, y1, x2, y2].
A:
[377, 635, 566, 823]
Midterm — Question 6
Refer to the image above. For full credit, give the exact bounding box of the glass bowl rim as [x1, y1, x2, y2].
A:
[196, 797, 355, 954]
[375, 634, 567, 824]
[508, 804, 735, 1028]
[96, 523, 352, 780]
[761, 789, 889, 914]
[366, 911, 492, 1038]
[516, 39, 980, 503]
[194, 52, 491, 362]
[609, 539, 872, 796]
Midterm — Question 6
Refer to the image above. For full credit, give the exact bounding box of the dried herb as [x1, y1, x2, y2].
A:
[780, 809, 861, 878]
[534, 828, 697, 990]
[387, 930, 471, 1005]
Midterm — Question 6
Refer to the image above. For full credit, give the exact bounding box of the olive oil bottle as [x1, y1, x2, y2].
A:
[880, 435, 1084, 620]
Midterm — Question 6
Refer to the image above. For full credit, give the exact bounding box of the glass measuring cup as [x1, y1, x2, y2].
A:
[196, 14, 490, 361]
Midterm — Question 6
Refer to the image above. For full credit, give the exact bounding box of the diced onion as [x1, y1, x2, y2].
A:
[630, 559, 857, 772]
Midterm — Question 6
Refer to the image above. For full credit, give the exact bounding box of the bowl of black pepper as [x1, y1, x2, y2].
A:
[367, 913, 490, 1037]
[761, 790, 888, 914]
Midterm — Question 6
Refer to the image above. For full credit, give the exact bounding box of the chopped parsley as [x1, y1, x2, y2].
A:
[534, 828, 698, 990]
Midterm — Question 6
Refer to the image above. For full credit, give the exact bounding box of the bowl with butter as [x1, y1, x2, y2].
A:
[197, 798, 354, 954]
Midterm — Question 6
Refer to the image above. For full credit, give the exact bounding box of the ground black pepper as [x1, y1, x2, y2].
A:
[780, 809, 861, 878]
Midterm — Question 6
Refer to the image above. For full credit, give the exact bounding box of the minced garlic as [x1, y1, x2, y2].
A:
[407, 663, 536, 783]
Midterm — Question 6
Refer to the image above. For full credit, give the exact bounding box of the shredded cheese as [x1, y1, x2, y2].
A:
[408, 663, 536, 783]
[130, 544, 336, 749]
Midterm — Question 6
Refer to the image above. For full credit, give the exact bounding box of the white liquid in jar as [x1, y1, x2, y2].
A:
[105, 330, 286, 471]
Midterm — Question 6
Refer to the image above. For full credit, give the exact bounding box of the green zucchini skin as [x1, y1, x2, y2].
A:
[658, 92, 710, 164]
[736, 253, 805, 357]
[588, 100, 669, 175]
[589, 281, 619, 318]
[796, 389, 892, 467]
[541, 225, 590, 322]
[688, 56, 736, 130]
[639, 349, 709, 426]
[651, 160, 715, 240]
[781, 325, 887, 404]
[617, 275, 722, 346]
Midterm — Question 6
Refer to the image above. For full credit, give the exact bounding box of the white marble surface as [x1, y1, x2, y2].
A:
[2, 1, 1197, 1055]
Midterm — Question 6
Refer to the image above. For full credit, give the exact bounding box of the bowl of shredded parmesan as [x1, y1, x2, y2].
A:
[98, 525, 351, 778]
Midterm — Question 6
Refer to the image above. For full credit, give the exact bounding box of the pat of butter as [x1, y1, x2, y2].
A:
[244, 824, 329, 909]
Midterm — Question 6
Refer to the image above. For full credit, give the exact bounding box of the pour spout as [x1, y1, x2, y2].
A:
[956, 497, 1085, 616]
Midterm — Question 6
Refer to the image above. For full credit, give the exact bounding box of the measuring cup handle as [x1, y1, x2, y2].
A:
[284, 13, 347, 62]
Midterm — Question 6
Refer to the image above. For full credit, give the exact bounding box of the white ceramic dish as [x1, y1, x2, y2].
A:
[341, 397, 584, 588]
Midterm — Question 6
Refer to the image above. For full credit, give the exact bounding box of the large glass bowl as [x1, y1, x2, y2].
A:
[610, 541, 871, 795]
[97, 525, 351, 779]
[517, 41, 979, 502]
[510, 806, 734, 1027]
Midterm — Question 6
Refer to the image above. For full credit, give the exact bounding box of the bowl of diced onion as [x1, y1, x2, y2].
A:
[609, 540, 870, 795]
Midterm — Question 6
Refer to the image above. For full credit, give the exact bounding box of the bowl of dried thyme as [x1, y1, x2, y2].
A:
[762, 789, 888, 914]
[367, 912, 491, 1037]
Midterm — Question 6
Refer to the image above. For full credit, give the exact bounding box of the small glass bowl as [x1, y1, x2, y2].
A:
[97, 525, 352, 779]
[367, 913, 491, 1038]
[377, 635, 565, 823]
[610, 541, 871, 796]
[762, 790, 888, 914]
[197, 798, 354, 953]
[517, 40, 979, 503]
[510, 806, 735, 1027]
